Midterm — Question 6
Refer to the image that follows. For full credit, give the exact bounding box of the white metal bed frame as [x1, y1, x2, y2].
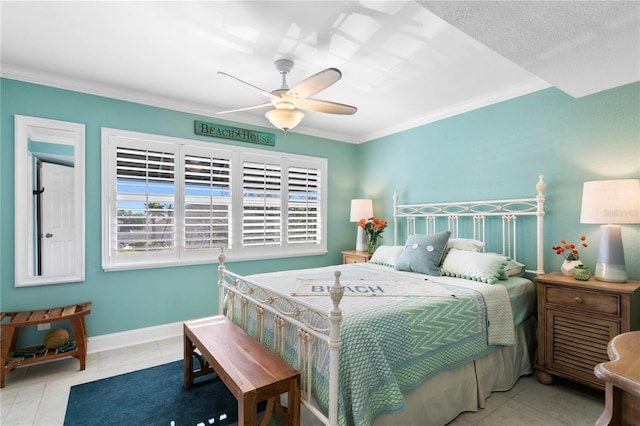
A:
[394, 175, 546, 275]
[216, 175, 546, 426]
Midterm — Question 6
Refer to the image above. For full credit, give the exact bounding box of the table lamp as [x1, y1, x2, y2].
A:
[580, 179, 640, 282]
[350, 199, 373, 252]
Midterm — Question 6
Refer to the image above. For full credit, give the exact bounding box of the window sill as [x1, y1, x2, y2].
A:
[102, 248, 328, 272]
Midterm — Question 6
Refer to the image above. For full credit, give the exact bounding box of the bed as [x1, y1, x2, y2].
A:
[216, 176, 546, 426]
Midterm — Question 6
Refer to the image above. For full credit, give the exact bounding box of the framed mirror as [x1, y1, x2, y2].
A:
[14, 115, 85, 287]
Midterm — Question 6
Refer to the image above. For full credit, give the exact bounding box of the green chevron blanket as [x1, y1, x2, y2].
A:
[233, 264, 523, 426]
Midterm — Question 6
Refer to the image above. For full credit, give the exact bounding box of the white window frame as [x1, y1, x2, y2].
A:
[101, 128, 327, 271]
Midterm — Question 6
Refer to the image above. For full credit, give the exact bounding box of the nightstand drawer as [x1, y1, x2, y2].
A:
[341, 250, 371, 264]
[546, 286, 620, 316]
[343, 254, 367, 264]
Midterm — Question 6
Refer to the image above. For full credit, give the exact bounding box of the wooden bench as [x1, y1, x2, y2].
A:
[1, 301, 91, 388]
[183, 315, 300, 426]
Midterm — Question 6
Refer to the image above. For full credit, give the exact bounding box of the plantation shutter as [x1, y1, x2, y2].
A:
[115, 146, 176, 254]
[103, 128, 327, 270]
[287, 165, 321, 245]
[184, 153, 232, 250]
[242, 160, 282, 247]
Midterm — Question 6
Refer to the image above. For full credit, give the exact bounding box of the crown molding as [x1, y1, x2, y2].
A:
[2, 65, 550, 145]
[356, 78, 552, 143]
[1, 65, 361, 143]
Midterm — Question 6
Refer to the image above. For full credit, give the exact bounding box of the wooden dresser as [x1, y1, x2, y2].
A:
[534, 272, 640, 390]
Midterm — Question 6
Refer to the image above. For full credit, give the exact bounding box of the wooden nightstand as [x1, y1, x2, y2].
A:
[534, 272, 640, 390]
[341, 250, 371, 264]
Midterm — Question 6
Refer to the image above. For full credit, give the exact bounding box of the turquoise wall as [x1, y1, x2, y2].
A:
[2, 78, 639, 347]
[358, 83, 640, 280]
[1, 78, 358, 345]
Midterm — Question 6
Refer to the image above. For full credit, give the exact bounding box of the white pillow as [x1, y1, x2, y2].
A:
[440, 248, 508, 284]
[369, 245, 405, 268]
[446, 238, 485, 252]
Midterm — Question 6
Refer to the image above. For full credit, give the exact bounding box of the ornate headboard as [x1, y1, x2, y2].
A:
[393, 175, 546, 275]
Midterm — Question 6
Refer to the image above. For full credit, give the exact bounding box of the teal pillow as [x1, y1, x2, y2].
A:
[498, 259, 526, 279]
[395, 231, 451, 276]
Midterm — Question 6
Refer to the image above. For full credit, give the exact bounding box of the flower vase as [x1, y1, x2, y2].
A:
[561, 259, 582, 276]
[573, 265, 591, 281]
[367, 234, 379, 254]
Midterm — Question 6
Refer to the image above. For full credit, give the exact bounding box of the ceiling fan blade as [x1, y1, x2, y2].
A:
[288, 68, 342, 99]
[217, 71, 278, 100]
[216, 102, 272, 114]
[297, 98, 357, 115]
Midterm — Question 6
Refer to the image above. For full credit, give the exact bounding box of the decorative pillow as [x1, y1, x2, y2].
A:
[446, 238, 485, 252]
[440, 249, 508, 284]
[395, 231, 451, 276]
[369, 245, 405, 268]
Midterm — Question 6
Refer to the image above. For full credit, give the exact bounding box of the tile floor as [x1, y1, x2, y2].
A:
[1, 336, 605, 426]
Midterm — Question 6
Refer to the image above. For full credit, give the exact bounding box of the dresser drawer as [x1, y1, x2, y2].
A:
[546, 286, 620, 316]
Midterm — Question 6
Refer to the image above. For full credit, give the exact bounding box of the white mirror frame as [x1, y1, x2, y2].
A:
[14, 115, 85, 287]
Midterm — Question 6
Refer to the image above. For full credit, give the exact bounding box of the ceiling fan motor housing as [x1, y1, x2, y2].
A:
[274, 59, 294, 74]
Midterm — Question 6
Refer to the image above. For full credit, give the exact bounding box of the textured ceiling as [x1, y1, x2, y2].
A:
[420, 1, 640, 98]
[1, 1, 637, 143]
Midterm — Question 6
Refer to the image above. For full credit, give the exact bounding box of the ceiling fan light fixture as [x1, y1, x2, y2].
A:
[265, 108, 304, 132]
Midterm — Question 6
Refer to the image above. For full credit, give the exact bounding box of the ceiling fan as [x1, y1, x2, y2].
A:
[217, 59, 357, 132]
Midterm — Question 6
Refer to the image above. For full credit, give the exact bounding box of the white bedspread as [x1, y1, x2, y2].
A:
[250, 263, 516, 346]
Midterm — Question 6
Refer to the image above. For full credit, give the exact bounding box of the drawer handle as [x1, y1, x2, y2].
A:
[574, 296, 583, 304]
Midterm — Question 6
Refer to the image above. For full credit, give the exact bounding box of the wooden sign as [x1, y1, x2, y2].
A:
[195, 120, 275, 146]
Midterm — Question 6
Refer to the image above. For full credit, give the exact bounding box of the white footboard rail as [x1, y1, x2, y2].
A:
[216, 249, 344, 426]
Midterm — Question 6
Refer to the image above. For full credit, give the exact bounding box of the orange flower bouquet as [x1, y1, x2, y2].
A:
[551, 236, 588, 261]
[358, 217, 387, 254]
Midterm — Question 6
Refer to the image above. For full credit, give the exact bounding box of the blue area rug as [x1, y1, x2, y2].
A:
[64, 360, 244, 425]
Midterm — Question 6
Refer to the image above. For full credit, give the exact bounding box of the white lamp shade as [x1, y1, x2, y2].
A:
[350, 199, 373, 222]
[580, 179, 640, 224]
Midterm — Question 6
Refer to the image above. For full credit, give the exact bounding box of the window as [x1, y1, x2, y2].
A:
[102, 129, 327, 270]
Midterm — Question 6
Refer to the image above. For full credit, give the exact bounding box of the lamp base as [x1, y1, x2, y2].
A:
[355, 226, 367, 252]
[594, 225, 627, 283]
[594, 263, 627, 283]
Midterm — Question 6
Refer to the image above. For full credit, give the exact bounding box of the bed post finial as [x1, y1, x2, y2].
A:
[328, 270, 343, 426]
[330, 270, 344, 310]
[218, 247, 227, 314]
[535, 176, 546, 275]
[536, 175, 546, 195]
[393, 191, 398, 246]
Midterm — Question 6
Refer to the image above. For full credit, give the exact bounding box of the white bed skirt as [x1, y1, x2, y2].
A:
[373, 315, 537, 426]
[297, 315, 536, 426]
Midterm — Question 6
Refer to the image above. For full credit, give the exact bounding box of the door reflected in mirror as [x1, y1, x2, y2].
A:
[14, 115, 85, 286]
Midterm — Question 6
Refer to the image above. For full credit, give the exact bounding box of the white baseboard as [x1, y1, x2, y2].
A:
[86, 321, 183, 354]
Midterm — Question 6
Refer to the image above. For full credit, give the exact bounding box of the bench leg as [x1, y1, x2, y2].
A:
[240, 390, 258, 426]
[69, 317, 87, 370]
[273, 378, 301, 426]
[259, 398, 276, 426]
[288, 376, 301, 426]
[183, 334, 194, 389]
[1, 326, 19, 388]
